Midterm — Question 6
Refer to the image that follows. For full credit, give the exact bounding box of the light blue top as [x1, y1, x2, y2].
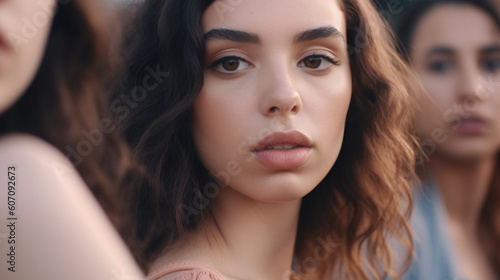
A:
[402, 181, 467, 280]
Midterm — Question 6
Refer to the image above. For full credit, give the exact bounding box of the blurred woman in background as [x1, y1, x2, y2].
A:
[392, 0, 500, 279]
[0, 1, 143, 279]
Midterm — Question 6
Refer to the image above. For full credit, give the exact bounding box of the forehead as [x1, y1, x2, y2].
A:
[411, 4, 500, 51]
[202, 0, 346, 37]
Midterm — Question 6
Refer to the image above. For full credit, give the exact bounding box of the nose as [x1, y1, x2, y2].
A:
[259, 64, 302, 117]
[456, 62, 482, 102]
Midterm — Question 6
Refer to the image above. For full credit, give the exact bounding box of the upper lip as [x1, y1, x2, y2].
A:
[456, 115, 489, 125]
[451, 114, 490, 130]
[462, 115, 487, 122]
[252, 131, 312, 151]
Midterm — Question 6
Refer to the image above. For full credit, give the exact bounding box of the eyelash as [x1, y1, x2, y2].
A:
[314, 54, 339, 65]
[299, 54, 340, 69]
[207, 54, 340, 76]
[207, 56, 248, 69]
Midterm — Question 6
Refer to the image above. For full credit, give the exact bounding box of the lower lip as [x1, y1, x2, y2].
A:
[454, 120, 489, 134]
[253, 147, 311, 169]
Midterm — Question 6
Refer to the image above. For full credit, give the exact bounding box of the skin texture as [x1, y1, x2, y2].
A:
[194, 0, 352, 203]
[410, 4, 500, 280]
[0, 134, 145, 280]
[0, 0, 55, 113]
[153, 0, 352, 279]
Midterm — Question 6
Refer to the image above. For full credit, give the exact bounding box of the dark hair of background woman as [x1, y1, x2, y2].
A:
[391, 0, 500, 276]
[120, 0, 418, 278]
[0, 1, 136, 229]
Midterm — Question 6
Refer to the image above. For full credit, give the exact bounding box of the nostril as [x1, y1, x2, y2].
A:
[270, 106, 278, 112]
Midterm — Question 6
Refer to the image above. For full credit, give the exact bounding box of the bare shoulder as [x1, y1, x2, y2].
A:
[0, 133, 145, 280]
[0, 133, 80, 182]
[0, 133, 69, 160]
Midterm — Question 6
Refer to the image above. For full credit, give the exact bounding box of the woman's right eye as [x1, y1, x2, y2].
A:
[208, 56, 251, 75]
[428, 60, 453, 73]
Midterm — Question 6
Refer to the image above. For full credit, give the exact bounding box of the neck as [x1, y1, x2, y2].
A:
[426, 155, 496, 230]
[199, 187, 300, 279]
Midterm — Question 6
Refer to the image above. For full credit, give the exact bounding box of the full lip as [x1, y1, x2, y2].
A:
[252, 130, 313, 152]
[452, 114, 490, 133]
[251, 130, 313, 169]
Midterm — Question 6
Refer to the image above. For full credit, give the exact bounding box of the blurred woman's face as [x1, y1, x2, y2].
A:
[0, 0, 56, 113]
[193, 0, 352, 202]
[411, 4, 500, 161]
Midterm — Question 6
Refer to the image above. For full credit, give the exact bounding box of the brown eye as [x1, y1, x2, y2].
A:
[209, 56, 251, 75]
[222, 58, 240, 71]
[303, 57, 322, 69]
[299, 54, 338, 71]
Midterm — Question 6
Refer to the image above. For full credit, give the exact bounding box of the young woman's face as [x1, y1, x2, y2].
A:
[411, 4, 500, 160]
[193, 0, 351, 202]
[0, 0, 56, 113]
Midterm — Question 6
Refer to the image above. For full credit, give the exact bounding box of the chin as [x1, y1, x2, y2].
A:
[239, 173, 322, 203]
[437, 141, 499, 161]
[257, 187, 311, 203]
[260, 174, 323, 202]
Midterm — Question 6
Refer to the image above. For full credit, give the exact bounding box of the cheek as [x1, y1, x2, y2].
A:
[415, 74, 456, 132]
[306, 70, 351, 117]
[193, 74, 257, 136]
[300, 72, 352, 150]
[192, 81, 252, 173]
[0, 1, 56, 113]
[420, 74, 455, 107]
[491, 90, 500, 143]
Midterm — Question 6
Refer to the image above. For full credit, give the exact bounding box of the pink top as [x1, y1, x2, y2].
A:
[146, 261, 225, 280]
[146, 260, 302, 280]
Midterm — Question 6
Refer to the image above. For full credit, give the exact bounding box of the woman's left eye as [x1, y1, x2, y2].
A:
[481, 58, 500, 73]
[298, 55, 339, 70]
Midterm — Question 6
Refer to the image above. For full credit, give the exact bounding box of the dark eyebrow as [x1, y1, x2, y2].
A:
[204, 26, 345, 45]
[425, 45, 500, 58]
[426, 46, 455, 58]
[481, 44, 500, 54]
[204, 28, 260, 44]
[294, 26, 345, 43]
